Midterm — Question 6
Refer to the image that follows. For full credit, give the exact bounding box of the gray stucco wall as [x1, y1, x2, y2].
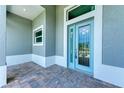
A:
[102, 5, 124, 68]
[0, 6, 6, 66]
[7, 12, 32, 56]
[32, 11, 46, 56]
[55, 5, 67, 56]
[43, 5, 56, 57]
[33, 5, 66, 57]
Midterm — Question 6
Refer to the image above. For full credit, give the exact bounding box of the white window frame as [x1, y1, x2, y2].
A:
[66, 5, 79, 21]
[66, 5, 95, 21]
[33, 25, 43, 46]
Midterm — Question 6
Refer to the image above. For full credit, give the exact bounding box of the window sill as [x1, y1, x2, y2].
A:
[33, 43, 43, 46]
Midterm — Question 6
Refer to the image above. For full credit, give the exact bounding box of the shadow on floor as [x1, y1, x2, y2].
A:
[7, 77, 16, 84]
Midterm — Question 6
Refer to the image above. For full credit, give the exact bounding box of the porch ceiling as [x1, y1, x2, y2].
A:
[7, 5, 45, 20]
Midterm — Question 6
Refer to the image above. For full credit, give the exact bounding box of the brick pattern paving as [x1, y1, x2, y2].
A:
[2, 62, 119, 88]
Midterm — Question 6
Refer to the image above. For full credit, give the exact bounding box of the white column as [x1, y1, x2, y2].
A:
[0, 5, 7, 87]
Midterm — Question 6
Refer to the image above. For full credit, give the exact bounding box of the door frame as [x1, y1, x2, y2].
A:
[64, 5, 103, 77]
[67, 18, 94, 74]
[75, 19, 94, 74]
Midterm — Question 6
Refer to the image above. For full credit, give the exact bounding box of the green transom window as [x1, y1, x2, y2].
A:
[67, 5, 95, 20]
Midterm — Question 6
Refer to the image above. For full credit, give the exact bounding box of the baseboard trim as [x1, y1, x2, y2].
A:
[55, 56, 67, 68]
[94, 64, 124, 87]
[6, 54, 32, 66]
[6, 54, 57, 68]
[32, 54, 46, 67]
[32, 55, 66, 68]
[0, 65, 7, 87]
[6, 53, 67, 68]
[32, 54, 55, 68]
[46, 56, 55, 67]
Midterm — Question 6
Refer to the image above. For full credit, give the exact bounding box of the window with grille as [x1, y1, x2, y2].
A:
[33, 25, 43, 46]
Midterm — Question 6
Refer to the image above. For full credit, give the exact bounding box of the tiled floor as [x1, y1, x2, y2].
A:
[2, 62, 118, 88]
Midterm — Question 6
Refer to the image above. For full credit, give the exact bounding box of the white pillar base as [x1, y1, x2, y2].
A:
[0, 65, 7, 87]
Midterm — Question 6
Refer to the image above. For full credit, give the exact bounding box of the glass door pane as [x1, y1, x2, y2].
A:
[78, 25, 90, 67]
[70, 28, 74, 63]
[68, 24, 75, 69]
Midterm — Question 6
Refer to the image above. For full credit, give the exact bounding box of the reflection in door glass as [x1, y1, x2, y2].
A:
[70, 29, 73, 63]
[78, 25, 90, 67]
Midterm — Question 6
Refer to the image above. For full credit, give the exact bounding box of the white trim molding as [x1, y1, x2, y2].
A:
[32, 25, 44, 46]
[0, 65, 7, 87]
[55, 56, 67, 68]
[6, 54, 32, 66]
[46, 56, 55, 67]
[32, 54, 46, 67]
[32, 54, 55, 68]
[32, 55, 66, 68]
[32, 55, 67, 68]
[6, 54, 56, 68]
[94, 64, 124, 87]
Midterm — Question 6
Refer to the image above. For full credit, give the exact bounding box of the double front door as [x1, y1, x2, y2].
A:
[68, 18, 94, 75]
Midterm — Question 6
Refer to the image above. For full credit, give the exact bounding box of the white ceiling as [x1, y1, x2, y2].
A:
[7, 5, 45, 20]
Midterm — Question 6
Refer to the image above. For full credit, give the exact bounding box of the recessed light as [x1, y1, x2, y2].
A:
[23, 8, 26, 12]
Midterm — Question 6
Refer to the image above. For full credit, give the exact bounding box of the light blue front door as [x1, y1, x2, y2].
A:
[68, 18, 94, 75]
